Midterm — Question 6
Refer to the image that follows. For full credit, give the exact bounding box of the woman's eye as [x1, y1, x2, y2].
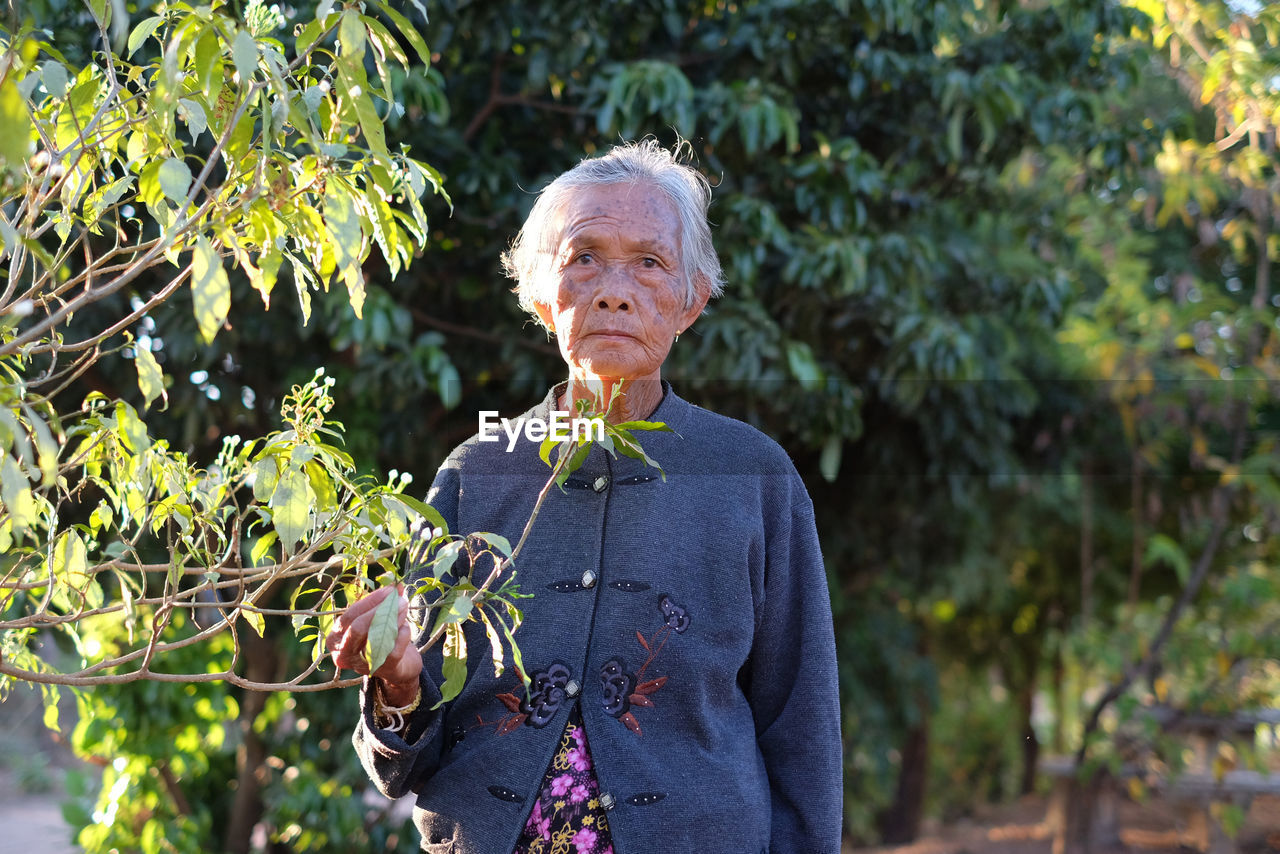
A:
[641, 257, 658, 268]
[575, 252, 594, 265]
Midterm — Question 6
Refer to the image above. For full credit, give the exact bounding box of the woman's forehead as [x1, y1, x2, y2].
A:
[554, 182, 681, 248]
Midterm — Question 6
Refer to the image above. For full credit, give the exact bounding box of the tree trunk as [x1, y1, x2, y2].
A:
[1017, 668, 1040, 796]
[1080, 465, 1094, 626]
[1127, 449, 1144, 610]
[1052, 643, 1066, 755]
[225, 628, 280, 854]
[1056, 770, 1120, 854]
[876, 721, 929, 844]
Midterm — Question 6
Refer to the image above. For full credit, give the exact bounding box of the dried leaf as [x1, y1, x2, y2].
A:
[497, 714, 525, 735]
[620, 712, 642, 736]
[636, 630, 649, 650]
[496, 692, 522, 714]
[635, 677, 667, 696]
[628, 693, 654, 708]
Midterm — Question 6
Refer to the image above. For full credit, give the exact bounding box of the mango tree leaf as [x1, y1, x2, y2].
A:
[470, 532, 511, 557]
[430, 589, 472, 636]
[364, 588, 401, 674]
[41, 62, 69, 98]
[270, 466, 312, 551]
[127, 16, 164, 56]
[0, 455, 37, 531]
[158, 157, 192, 204]
[250, 531, 277, 565]
[134, 342, 166, 410]
[242, 607, 266, 637]
[1143, 533, 1191, 586]
[429, 538, 464, 579]
[394, 494, 448, 535]
[436, 622, 467, 705]
[232, 29, 259, 82]
[479, 606, 505, 677]
[115, 401, 151, 453]
[192, 235, 230, 344]
[50, 530, 88, 585]
[819, 436, 842, 483]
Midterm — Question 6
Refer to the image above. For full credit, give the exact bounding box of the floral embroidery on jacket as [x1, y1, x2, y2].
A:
[598, 593, 690, 736]
[480, 662, 572, 734]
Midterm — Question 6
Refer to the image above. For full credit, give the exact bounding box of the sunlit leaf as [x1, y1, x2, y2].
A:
[134, 343, 166, 411]
[365, 588, 401, 674]
[436, 622, 467, 705]
[192, 235, 231, 344]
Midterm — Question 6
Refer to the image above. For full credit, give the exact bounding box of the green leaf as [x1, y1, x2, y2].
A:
[249, 531, 277, 565]
[1143, 533, 1191, 586]
[270, 466, 312, 551]
[192, 235, 230, 344]
[158, 157, 193, 204]
[395, 494, 447, 535]
[43, 698, 61, 733]
[431, 589, 472, 634]
[539, 436, 556, 468]
[430, 539, 464, 579]
[323, 180, 365, 313]
[127, 16, 164, 57]
[251, 456, 279, 502]
[178, 98, 207, 142]
[610, 420, 672, 432]
[50, 530, 88, 585]
[87, 0, 110, 30]
[115, 401, 151, 454]
[232, 29, 258, 82]
[41, 62, 69, 98]
[242, 607, 266, 637]
[364, 588, 401, 674]
[819, 436, 842, 483]
[1, 455, 37, 531]
[0, 76, 33, 170]
[435, 622, 467, 705]
[479, 607, 505, 678]
[134, 343, 166, 410]
[555, 441, 593, 490]
[374, 2, 432, 66]
[500, 604, 527, 688]
[471, 531, 512, 557]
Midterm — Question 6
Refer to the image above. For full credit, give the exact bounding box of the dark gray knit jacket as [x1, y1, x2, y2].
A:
[353, 385, 842, 853]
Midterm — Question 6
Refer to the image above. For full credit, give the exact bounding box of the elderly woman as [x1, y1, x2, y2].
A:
[327, 140, 842, 853]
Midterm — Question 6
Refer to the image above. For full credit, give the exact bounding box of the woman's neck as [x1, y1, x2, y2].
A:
[560, 375, 664, 424]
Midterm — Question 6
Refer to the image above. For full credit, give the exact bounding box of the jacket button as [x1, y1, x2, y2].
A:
[599, 792, 616, 810]
[565, 679, 581, 698]
[581, 569, 597, 589]
[592, 475, 609, 493]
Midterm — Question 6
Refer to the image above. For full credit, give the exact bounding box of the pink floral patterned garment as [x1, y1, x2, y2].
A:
[512, 707, 614, 854]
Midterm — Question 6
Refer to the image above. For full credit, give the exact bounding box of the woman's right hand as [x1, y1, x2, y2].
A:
[327, 585, 423, 707]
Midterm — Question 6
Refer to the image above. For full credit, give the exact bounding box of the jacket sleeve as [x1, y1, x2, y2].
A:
[748, 473, 843, 853]
[351, 462, 461, 800]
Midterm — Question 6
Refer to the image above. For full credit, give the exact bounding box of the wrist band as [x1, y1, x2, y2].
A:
[374, 682, 422, 734]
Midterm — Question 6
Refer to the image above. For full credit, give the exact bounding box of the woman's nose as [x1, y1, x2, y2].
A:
[593, 266, 632, 311]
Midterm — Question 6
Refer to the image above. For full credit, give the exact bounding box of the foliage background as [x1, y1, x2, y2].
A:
[2, 0, 1278, 851]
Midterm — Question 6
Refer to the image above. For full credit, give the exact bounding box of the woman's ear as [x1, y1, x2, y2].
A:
[533, 301, 555, 333]
[679, 275, 713, 330]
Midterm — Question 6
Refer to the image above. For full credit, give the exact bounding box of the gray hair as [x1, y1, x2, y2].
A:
[501, 139, 725, 326]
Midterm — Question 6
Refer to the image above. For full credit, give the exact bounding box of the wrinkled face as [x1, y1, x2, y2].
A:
[534, 182, 706, 384]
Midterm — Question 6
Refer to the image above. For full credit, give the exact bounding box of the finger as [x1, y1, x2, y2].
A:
[346, 585, 396, 619]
